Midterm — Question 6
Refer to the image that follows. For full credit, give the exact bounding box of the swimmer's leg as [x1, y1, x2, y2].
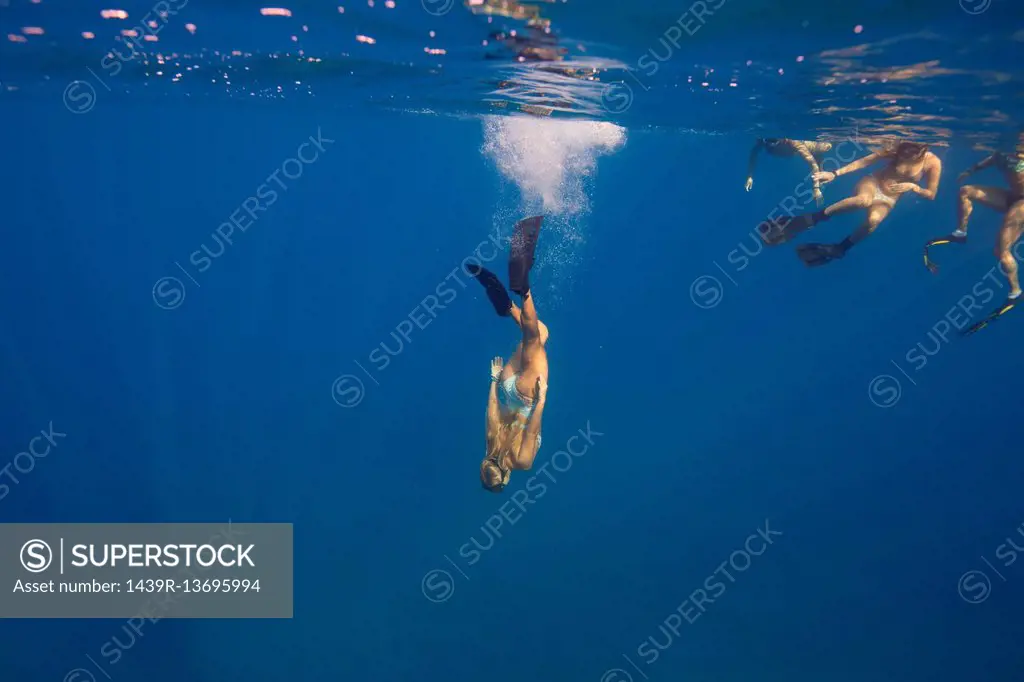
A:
[844, 203, 893, 250]
[509, 305, 549, 346]
[963, 207, 1024, 336]
[996, 200, 1024, 298]
[958, 185, 1012, 236]
[817, 176, 878, 222]
[762, 177, 875, 246]
[504, 304, 548, 376]
[923, 187, 1006, 272]
[515, 291, 549, 400]
[796, 203, 892, 266]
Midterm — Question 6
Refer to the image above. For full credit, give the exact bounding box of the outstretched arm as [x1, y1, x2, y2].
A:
[813, 150, 886, 186]
[958, 153, 997, 183]
[514, 380, 547, 470]
[745, 140, 764, 191]
[833, 151, 885, 178]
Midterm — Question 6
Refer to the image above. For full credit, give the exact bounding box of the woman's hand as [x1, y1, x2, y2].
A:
[744, 177, 753, 192]
[812, 170, 836, 185]
[535, 376, 548, 401]
[813, 186, 824, 207]
[490, 357, 503, 380]
[886, 181, 920, 195]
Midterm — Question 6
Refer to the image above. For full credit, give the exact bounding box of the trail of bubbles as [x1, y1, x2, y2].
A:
[482, 115, 625, 216]
[482, 115, 625, 303]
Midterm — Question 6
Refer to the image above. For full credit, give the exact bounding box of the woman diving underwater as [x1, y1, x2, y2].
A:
[466, 216, 549, 493]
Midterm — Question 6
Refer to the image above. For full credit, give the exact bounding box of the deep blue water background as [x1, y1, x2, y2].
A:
[3, 0, 1024, 680]
[2, 102, 1023, 681]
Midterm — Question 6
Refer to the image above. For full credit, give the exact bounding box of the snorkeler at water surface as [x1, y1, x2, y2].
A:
[467, 216, 549, 493]
[923, 134, 1024, 334]
[760, 141, 942, 267]
[745, 138, 834, 207]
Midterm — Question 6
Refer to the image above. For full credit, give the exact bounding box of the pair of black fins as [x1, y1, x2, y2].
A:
[466, 216, 542, 317]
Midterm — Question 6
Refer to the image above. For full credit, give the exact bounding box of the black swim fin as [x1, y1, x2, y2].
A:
[963, 296, 1019, 337]
[466, 264, 513, 317]
[508, 215, 543, 297]
[796, 242, 845, 267]
[760, 212, 821, 246]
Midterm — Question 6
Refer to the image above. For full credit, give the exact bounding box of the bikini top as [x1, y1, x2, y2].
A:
[999, 152, 1024, 174]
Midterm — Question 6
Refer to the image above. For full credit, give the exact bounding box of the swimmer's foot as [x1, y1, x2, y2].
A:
[465, 264, 513, 317]
[509, 215, 543, 297]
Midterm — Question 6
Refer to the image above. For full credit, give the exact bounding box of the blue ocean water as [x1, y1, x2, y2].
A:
[2, 0, 1024, 680]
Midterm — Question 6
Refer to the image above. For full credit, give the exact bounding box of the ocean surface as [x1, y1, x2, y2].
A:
[2, 0, 1024, 680]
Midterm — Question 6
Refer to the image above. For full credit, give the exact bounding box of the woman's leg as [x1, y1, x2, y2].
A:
[819, 176, 877, 221]
[509, 304, 549, 345]
[762, 177, 877, 246]
[847, 203, 893, 246]
[503, 300, 549, 379]
[958, 185, 1012, 235]
[995, 200, 1024, 298]
[514, 292, 549, 399]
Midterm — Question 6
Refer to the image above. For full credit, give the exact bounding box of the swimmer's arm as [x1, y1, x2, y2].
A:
[959, 154, 997, 181]
[486, 381, 501, 441]
[745, 140, 764, 186]
[912, 154, 942, 200]
[793, 142, 821, 176]
[833, 151, 883, 178]
[514, 395, 546, 470]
